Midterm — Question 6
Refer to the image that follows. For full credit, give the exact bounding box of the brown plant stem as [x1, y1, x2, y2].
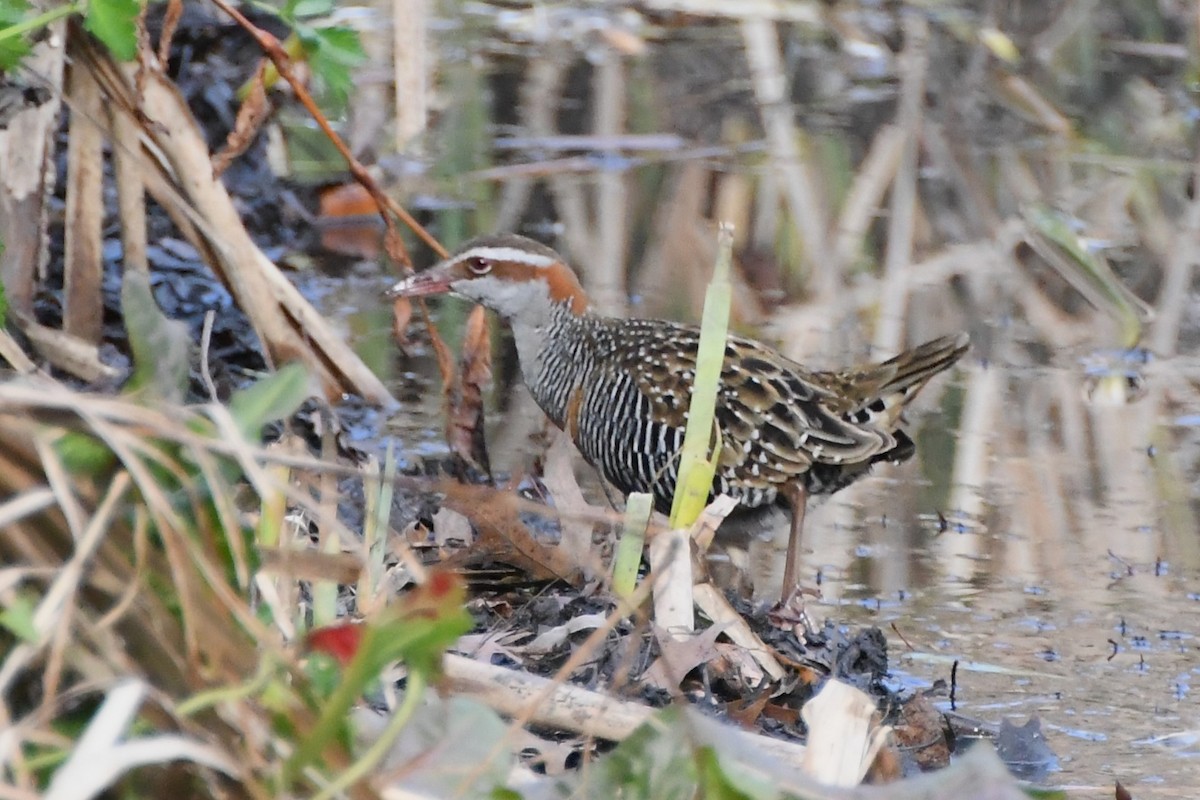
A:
[203, 0, 446, 263]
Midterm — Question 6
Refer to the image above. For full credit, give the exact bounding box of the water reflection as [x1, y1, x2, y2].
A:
[314, 267, 1200, 790]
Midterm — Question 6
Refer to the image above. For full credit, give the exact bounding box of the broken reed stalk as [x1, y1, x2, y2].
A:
[648, 530, 693, 635]
[611, 492, 653, 599]
[109, 71, 149, 275]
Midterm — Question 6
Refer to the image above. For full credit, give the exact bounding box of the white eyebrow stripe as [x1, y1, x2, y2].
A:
[456, 247, 557, 268]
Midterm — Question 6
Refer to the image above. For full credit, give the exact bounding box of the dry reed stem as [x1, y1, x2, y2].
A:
[71, 37, 397, 404]
[392, 0, 429, 153]
[590, 50, 628, 316]
[0, 487, 58, 528]
[800, 680, 890, 786]
[1149, 159, 1200, 356]
[649, 531, 693, 635]
[0, 328, 38, 373]
[10, 313, 120, 381]
[641, 0, 820, 23]
[0, 22, 64, 318]
[63, 34, 105, 345]
[741, 16, 832, 298]
[0, 472, 130, 698]
[109, 66, 149, 275]
[441, 653, 809, 762]
[833, 124, 905, 272]
[873, 15, 929, 354]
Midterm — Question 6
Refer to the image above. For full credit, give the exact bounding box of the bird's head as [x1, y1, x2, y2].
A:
[387, 234, 588, 319]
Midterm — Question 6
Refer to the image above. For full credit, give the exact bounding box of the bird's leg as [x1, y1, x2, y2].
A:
[780, 483, 808, 601]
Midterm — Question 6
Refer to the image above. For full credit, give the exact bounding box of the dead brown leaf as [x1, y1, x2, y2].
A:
[445, 305, 493, 480]
[391, 296, 414, 348]
[643, 623, 724, 690]
[724, 690, 771, 729]
[760, 701, 801, 727]
[157, 0, 183, 66]
[455, 630, 528, 665]
[438, 481, 582, 585]
[257, 548, 362, 584]
[212, 62, 271, 177]
[431, 506, 473, 545]
[891, 692, 951, 772]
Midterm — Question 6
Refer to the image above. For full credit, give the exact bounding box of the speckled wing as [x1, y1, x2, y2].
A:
[605, 319, 895, 490]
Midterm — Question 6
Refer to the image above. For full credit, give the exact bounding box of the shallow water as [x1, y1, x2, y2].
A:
[321, 265, 1200, 793]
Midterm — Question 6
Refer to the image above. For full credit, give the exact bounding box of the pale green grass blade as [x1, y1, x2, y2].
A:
[669, 226, 734, 529]
[612, 492, 654, 599]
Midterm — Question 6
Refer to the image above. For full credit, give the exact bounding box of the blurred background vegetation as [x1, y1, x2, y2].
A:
[3, 0, 1200, 795]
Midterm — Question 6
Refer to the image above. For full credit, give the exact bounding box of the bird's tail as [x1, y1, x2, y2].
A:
[841, 332, 970, 429]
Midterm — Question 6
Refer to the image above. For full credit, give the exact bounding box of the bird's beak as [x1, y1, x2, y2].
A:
[386, 266, 454, 299]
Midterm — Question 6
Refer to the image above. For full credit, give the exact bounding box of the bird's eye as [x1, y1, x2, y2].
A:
[467, 256, 493, 275]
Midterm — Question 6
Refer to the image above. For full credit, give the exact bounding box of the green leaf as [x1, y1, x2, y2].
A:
[0, 0, 31, 25]
[84, 0, 138, 61]
[227, 362, 312, 441]
[296, 24, 365, 108]
[695, 747, 776, 800]
[283, 0, 333, 21]
[304, 651, 343, 698]
[0, 0, 33, 70]
[0, 591, 38, 642]
[55, 430, 117, 475]
[287, 577, 471, 783]
[0, 31, 31, 72]
[591, 707, 698, 800]
[121, 270, 191, 403]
